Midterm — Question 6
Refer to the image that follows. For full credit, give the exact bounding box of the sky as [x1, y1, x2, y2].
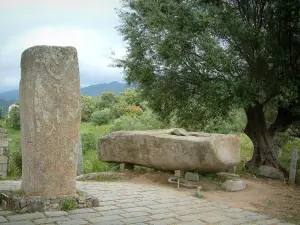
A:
[0, 0, 126, 92]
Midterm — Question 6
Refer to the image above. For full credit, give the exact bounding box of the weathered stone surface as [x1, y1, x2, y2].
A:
[98, 130, 240, 172]
[221, 180, 246, 192]
[257, 166, 284, 180]
[169, 128, 189, 136]
[216, 172, 240, 182]
[0, 128, 8, 178]
[20, 45, 81, 196]
[77, 132, 84, 175]
[185, 172, 200, 181]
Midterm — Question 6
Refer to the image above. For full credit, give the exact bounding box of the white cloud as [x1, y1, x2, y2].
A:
[0, 0, 126, 92]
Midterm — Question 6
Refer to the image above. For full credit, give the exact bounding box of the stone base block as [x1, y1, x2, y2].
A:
[0, 190, 99, 213]
[120, 163, 134, 172]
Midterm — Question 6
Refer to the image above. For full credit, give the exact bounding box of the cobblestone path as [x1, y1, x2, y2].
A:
[0, 181, 294, 225]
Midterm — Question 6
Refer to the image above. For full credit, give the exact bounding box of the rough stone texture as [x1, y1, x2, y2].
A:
[216, 172, 240, 181]
[20, 45, 81, 196]
[174, 170, 184, 177]
[77, 132, 84, 175]
[168, 128, 189, 136]
[257, 165, 284, 180]
[0, 128, 8, 178]
[221, 180, 246, 192]
[98, 130, 240, 172]
[1, 191, 99, 212]
[185, 172, 200, 181]
[289, 147, 298, 184]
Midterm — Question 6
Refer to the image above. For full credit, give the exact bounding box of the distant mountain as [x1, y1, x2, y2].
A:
[0, 99, 16, 115]
[0, 89, 19, 101]
[0, 81, 132, 115]
[81, 81, 130, 96]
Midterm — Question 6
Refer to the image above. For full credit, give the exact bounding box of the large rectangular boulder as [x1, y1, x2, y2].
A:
[98, 130, 240, 172]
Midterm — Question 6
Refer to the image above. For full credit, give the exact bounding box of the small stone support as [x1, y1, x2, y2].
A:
[289, 146, 298, 184]
[120, 163, 134, 172]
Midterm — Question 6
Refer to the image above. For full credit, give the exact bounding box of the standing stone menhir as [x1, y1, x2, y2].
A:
[20, 45, 81, 196]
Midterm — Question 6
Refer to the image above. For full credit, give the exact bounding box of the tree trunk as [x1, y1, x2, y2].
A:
[244, 103, 288, 176]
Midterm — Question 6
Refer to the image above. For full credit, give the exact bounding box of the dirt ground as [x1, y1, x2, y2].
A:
[109, 171, 300, 224]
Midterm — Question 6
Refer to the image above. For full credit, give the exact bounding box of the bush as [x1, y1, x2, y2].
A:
[81, 132, 96, 153]
[91, 109, 110, 125]
[8, 138, 22, 177]
[110, 101, 128, 119]
[7, 105, 20, 130]
[109, 110, 161, 132]
[124, 105, 143, 117]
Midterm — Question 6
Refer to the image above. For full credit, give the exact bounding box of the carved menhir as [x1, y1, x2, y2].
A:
[20, 46, 81, 196]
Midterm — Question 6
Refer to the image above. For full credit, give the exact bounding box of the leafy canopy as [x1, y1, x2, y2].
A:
[116, 0, 300, 129]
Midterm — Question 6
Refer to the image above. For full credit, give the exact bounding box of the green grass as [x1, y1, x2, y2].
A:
[80, 122, 110, 139]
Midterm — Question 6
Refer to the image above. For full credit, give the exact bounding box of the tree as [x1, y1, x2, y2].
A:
[116, 0, 300, 174]
[95, 92, 119, 110]
[81, 96, 95, 122]
[8, 105, 20, 130]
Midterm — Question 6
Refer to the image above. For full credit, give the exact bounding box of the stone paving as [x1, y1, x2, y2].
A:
[0, 181, 294, 225]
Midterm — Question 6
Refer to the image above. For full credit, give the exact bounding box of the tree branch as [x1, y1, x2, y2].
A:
[268, 107, 300, 137]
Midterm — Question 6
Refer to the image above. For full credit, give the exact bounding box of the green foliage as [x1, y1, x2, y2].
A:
[0, 106, 3, 119]
[81, 132, 96, 153]
[8, 138, 22, 177]
[81, 95, 95, 122]
[116, 0, 300, 167]
[124, 105, 143, 117]
[110, 100, 128, 119]
[80, 122, 110, 138]
[91, 108, 110, 126]
[95, 92, 119, 110]
[109, 110, 161, 132]
[60, 199, 76, 211]
[120, 90, 141, 106]
[83, 150, 115, 173]
[279, 138, 300, 169]
[7, 105, 20, 130]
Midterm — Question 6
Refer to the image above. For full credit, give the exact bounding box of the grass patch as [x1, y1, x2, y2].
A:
[80, 122, 110, 139]
[83, 150, 116, 173]
[60, 199, 76, 211]
[95, 174, 120, 182]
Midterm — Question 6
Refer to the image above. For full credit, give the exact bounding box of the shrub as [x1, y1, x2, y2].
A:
[124, 105, 143, 116]
[81, 132, 96, 153]
[7, 105, 20, 130]
[109, 110, 161, 132]
[110, 101, 128, 119]
[91, 108, 110, 125]
[8, 138, 22, 177]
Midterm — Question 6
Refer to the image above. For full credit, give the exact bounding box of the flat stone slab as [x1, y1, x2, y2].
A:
[98, 129, 240, 172]
[0, 180, 294, 225]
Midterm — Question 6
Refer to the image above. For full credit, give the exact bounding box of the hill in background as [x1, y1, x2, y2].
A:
[0, 81, 131, 115]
